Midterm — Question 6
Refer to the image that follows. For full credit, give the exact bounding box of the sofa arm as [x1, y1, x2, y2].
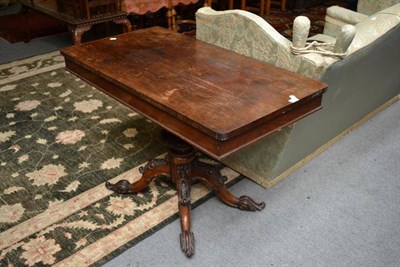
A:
[195, 7, 291, 64]
[323, 6, 368, 37]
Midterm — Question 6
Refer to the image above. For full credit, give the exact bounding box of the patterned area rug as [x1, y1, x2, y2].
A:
[0, 52, 240, 266]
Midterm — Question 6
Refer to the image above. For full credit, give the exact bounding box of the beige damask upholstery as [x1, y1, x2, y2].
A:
[195, 6, 400, 187]
[196, 8, 337, 81]
[324, 0, 399, 37]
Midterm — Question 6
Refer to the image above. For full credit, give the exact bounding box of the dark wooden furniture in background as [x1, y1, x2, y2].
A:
[20, 0, 132, 44]
[61, 27, 327, 257]
[56, 0, 120, 19]
[241, 0, 287, 16]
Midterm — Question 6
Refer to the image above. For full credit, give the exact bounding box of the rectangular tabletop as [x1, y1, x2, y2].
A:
[61, 27, 327, 160]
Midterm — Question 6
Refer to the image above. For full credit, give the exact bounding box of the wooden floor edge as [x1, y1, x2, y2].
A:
[264, 95, 399, 188]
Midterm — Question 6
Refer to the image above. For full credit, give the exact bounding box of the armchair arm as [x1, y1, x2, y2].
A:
[326, 6, 368, 24]
[323, 6, 367, 37]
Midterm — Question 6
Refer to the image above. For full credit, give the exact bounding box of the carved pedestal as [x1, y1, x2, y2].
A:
[106, 131, 265, 257]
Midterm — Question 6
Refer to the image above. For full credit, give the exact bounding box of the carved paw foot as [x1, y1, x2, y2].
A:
[180, 231, 195, 257]
[105, 180, 132, 194]
[238, 196, 265, 211]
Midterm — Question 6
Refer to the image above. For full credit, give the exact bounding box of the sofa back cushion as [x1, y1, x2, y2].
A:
[357, 0, 399, 15]
[348, 4, 400, 54]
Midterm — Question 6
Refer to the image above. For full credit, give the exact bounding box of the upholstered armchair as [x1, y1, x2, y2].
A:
[324, 0, 399, 37]
[195, 5, 400, 187]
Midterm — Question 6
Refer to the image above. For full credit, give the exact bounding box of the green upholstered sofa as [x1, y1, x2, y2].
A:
[195, 3, 400, 187]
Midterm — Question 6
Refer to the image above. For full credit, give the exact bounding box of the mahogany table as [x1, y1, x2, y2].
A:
[61, 27, 327, 257]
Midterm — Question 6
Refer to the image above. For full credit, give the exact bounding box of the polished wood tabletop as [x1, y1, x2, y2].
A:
[61, 27, 327, 160]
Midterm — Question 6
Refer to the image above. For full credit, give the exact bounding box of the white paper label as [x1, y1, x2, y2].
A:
[288, 95, 299, 103]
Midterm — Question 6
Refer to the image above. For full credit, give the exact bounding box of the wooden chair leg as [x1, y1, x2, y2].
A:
[241, 0, 246, 10]
[259, 0, 265, 16]
[229, 0, 234, 9]
[281, 0, 286, 11]
[265, 0, 271, 15]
